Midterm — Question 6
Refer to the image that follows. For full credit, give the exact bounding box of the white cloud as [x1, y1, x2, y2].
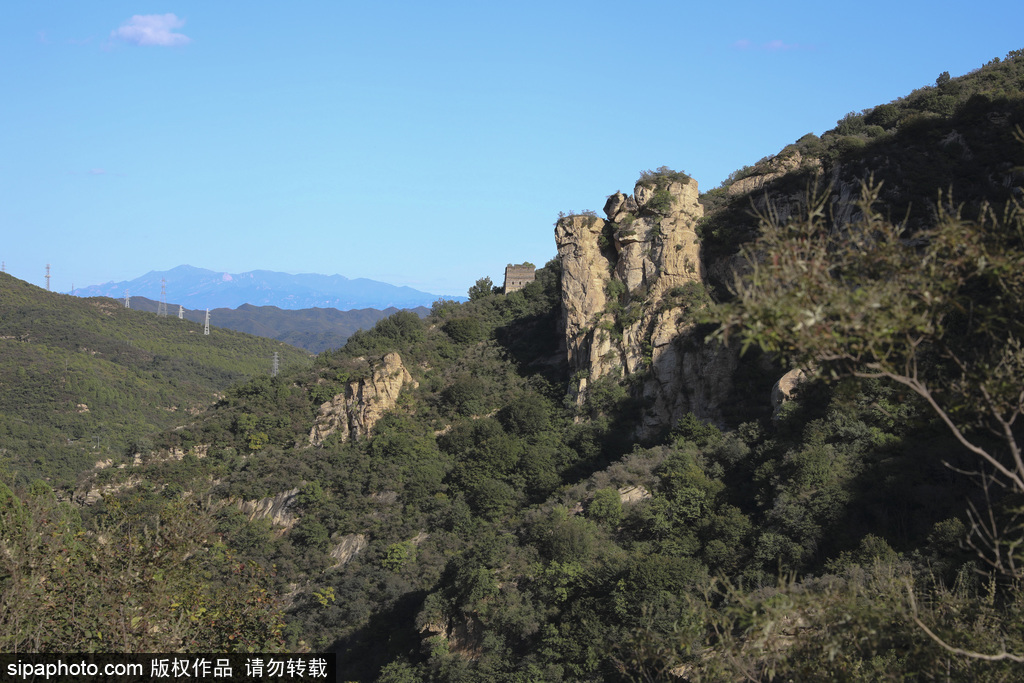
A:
[111, 14, 191, 47]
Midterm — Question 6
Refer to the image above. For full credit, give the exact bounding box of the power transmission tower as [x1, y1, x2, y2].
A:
[272, 351, 279, 377]
[45, 264, 51, 291]
[124, 290, 130, 308]
[204, 309, 210, 335]
[157, 279, 168, 317]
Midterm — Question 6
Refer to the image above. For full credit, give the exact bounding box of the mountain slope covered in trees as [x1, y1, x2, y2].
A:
[0, 273, 310, 487]
[3, 50, 1024, 680]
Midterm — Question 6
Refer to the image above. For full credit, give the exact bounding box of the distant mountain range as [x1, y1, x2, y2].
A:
[72, 265, 462, 311]
[125, 297, 430, 353]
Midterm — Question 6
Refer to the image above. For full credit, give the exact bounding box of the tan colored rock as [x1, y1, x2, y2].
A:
[617, 484, 651, 505]
[330, 533, 367, 568]
[77, 476, 142, 505]
[308, 352, 417, 446]
[634, 183, 654, 207]
[554, 214, 611, 372]
[771, 368, 808, 412]
[237, 487, 300, 530]
[726, 151, 818, 197]
[555, 173, 735, 436]
[603, 192, 628, 219]
[727, 173, 776, 196]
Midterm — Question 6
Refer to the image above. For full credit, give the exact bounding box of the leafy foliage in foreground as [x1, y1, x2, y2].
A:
[717, 175, 1024, 582]
[0, 480, 287, 652]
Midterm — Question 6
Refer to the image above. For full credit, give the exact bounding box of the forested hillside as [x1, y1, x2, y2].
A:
[0, 273, 310, 487]
[2, 51, 1024, 681]
[699, 48, 1024, 273]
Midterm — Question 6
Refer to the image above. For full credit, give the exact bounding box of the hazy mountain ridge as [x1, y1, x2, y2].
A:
[72, 264, 463, 311]
[125, 296, 431, 353]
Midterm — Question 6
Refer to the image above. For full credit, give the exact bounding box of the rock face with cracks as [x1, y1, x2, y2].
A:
[308, 352, 417, 446]
[555, 173, 735, 436]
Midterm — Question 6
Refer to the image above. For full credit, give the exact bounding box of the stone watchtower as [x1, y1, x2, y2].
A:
[503, 263, 536, 293]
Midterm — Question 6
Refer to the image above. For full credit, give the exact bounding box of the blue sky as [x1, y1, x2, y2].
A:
[2, 2, 1022, 298]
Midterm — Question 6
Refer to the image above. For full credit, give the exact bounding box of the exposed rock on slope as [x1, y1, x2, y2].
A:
[725, 150, 821, 197]
[330, 533, 368, 568]
[236, 487, 301, 531]
[308, 352, 417, 446]
[555, 173, 735, 436]
[771, 367, 809, 418]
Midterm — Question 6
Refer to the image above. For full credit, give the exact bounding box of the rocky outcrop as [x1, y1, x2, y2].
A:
[617, 484, 651, 505]
[308, 352, 417, 446]
[555, 213, 612, 373]
[725, 150, 820, 197]
[77, 476, 143, 505]
[771, 368, 808, 417]
[555, 173, 735, 436]
[329, 533, 367, 568]
[237, 487, 300, 530]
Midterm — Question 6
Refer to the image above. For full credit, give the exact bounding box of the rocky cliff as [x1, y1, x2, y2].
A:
[555, 171, 735, 436]
[308, 352, 417, 446]
[236, 487, 301, 531]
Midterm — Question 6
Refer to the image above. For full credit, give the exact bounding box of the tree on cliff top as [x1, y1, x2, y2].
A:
[468, 276, 494, 301]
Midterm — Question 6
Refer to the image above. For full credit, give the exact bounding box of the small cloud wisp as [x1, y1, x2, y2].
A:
[110, 14, 191, 47]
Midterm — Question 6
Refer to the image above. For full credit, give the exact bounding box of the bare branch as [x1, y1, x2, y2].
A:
[907, 582, 1024, 663]
[859, 368, 1024, 492]
[978, 382, 1024, 482]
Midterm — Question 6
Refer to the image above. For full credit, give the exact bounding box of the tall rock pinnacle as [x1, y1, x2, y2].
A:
[555, 170, 735, 436]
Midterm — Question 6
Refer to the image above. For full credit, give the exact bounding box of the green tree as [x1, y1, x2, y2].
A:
[442, 317, 483, 344]
[717, 178, 1024, 564]
[0, 485, 287, 652]
[587, 487, 623, 528]
[714, 174, 1024, 660]
[468, 276, 494, 301]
